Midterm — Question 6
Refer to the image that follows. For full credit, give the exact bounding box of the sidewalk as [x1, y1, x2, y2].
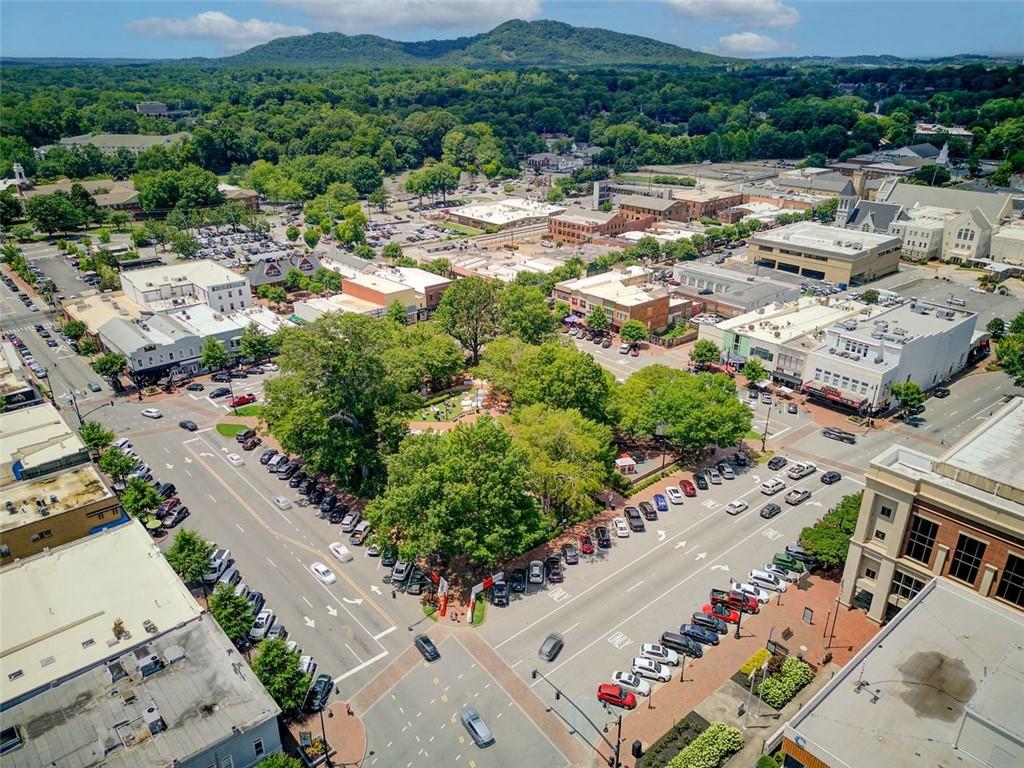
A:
[284, 700, 367, 767]
[608, 576, 877, 763]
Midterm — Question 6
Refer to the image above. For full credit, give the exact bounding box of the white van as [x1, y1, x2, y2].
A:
[760, 478, 786, 495]
[748, 569, 787, 593]
[203, 548, 232, 584]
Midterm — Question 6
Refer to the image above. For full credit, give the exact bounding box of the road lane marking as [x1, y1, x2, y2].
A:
[626, 580, 644, 592]
[235, 523, 245, 533]
[208, 494, 217, 502]
[302, 596, 313, 608]
[374, 626, 397, 640]
[332, 650, 390, 683]
[266, 558, 278, 569]
[345, 643, 364, 663]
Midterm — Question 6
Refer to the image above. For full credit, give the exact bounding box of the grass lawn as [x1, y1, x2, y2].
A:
[471, 596, 487, 627]
[438, 221, 483, 237]
[234, 404, 263, 418]
[415, 393, 464, 421]
[420, 602, 439, 622]
[745, 429, 763, 441]
[216, 422, 248, 437]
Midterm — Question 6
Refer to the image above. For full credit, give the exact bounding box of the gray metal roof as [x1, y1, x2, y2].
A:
[884, 184, 1012, 223]
[246, 252, 322, 287]
[0, 616, 280, 768]
[845, 201, 908, 232]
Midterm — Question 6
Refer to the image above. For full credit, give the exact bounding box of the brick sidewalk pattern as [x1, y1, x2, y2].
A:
[287, 701, 367, 767]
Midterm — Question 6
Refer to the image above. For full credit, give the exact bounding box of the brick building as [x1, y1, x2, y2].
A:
[553, 266, 669, 332]
[840, 396, 1024, 623]
[547, 207, 639, 244]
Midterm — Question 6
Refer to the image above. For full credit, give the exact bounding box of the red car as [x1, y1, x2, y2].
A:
[597, 684, 637, 710]
[579, 534, 595, 555]
[680, 479, 697, 497]
[703, 602, 740, 625]
[229, 393, 256, 407]
[155, 497, 180, 519]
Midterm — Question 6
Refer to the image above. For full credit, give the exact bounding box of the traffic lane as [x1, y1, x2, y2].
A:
[483, 476, 858, 702]
[743, 398, 811, 442]
[517, 478, 859, 720]
[361, 637, 568, 768]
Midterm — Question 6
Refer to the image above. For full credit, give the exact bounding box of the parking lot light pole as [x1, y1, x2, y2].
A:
[532, 669, 621, 766]
[734, 606, 744, 641]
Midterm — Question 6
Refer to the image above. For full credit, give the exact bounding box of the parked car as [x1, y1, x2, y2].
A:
[759, 503, 782, 520]
[391, 561, 412, 584]
[717, 462, 735, 480]
[785, 488, 811, 505]
[579, 534, 595, 555]
[773, 552, 806, 573]
[787, 402, 799, 414]
[690, 611, 728, 635]
[639, 643, 679, 666]
[733, 452, 749, 467]
[249, 608, 276, 640]
[787, 462, 817, 480]
[598, 683, 638, 709]
[680, 623, 720, 646]
[539, 633, 563, 661]
[226, 453, 244, 466]
[933, 386, 950, 398]
[510, 568, 527, 593]
[460, 707, 495, 748]
[162, 505, 190, 528]
[638, 501, 658, 521]
[595, 526, 612, 548]
[748, 569, 787, 593]
[209, 387, 231, 398]
[706, 468, 722, 484]
[178, 419, 198, 431]
[610, 672, 650, 698]
[631, 657, 671, 683]
[490, 580, 509, 606]
[665, 486, 685, 504]
[242, 436, 262, 451]
[350, 521, 371, 545]
[235, 428, 257, 444]
[693, 474, 709, 491]
[822, 427, 856, 444]
[87, 381, 102, 392]
[545, 555, 563, 583]
[229, 393, 256, 407]
[415, 634, 441, 661]
[659, 631, 703, 658]
[760, 478, 786, 495]
[764, 563, 800, 583]
[784, 544, 815, 566]
[821, 470, 842, 485]
[653, 494, 669, 513]
[186, 382, 205, 391]
[612, 518, 630, 537]
[767, 456, 788, 471]
[624, 507, 645, 532]
[703, 602, 740, 624]
[681, 479, 697, 497]
[305, 674, 332, 712]
[528, 560, 545, 584]
[735, 581, 770, 604]
[561, 543, 579, 565]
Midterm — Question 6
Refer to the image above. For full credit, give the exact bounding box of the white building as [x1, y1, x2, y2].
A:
[448, 198, 566, 230]
[120, 260, 252, 314]
[990, 225, 1024, 265]
[887, 204, 960, 261]
[802, 300, 976, 413]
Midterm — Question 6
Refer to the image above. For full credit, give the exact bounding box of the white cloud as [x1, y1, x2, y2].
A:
[716, 31, 794, 55]
[664, 0, 799, 29]
[273, 0, 541, 35]
[126, 11, 310, 53]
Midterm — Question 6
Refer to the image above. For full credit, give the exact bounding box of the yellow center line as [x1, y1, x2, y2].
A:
[182, 441, 395, 627]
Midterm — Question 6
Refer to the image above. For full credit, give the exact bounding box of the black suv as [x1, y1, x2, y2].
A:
[414, 634, 440, 661]
[638, 501, 658, 521]
[693, 473, 709, 491]
[319, 494, 337, 514]
[491, 581, 509, 606]
[510, 568, 527, 593]
[305, 674, 333, 712]
[545, 556, 564, 583]
[595, 526, 612, 549]
[822, 427, 856, 444]
[624, 506, 646, 532]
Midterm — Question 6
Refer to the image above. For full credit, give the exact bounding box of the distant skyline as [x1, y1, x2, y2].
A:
[2, 1, 1022, 60]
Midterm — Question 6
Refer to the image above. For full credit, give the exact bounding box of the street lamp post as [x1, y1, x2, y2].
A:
[760, 400, 772, 453]
[317, 706, 332, 768]
[533, 669, 623, 767]
[734, 604, 744, 641]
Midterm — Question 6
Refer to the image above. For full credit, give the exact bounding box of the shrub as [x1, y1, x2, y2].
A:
[757, 657, 814, 709]
[756, 756, 779, 768]
[740, 648, 772, 677]
[667, 722, 743, 768]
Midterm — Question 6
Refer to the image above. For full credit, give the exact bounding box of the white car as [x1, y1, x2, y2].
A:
[665, 486, 685, 505]
[612, 517, 630, 537]
[299, 655, 317, 677]
[631, 657, 672, 683]
[285, 640, 300, 655]
[612, 671, 651, 697]
[760, 478, 786, 495]
[113, 438, 133, 450]
[639, 642, 679, 667]
[787, 462, 817, 480]
[249, 608, 276, 640]
[226, 453, 244, 466]
[272, 496, 292, 510]
[725, 499, 748, 516]
[262, 362, 279, 371]
[141, 408, 162, 419]
[764, 563, 800, 582]
[734, 581, 770, 604]
[749, 569, 787, 593]
[329, 542, 354, 563]
[310, 562, 336, 584]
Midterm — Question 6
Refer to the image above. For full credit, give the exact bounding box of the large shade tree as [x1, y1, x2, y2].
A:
[434, 276, 500, 365]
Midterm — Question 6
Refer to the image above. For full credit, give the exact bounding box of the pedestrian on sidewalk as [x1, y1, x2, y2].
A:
[391, 589, 396, 599]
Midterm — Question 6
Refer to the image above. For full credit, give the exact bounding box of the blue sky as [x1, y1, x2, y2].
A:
[2, 1, 1022, 60]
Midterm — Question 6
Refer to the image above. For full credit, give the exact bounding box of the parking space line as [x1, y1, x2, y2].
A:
[374, 626, 397, 640]
[334, 649, 389, 683]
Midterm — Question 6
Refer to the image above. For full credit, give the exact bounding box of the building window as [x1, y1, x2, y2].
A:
[873, 529, 886, 541]
[253, 738, 265, 757]
[904, 514, 938, 564]
[864, 567, 877, 580]
[995, 554, 1024, 607]
[878, 504, 894, 520]
[0, 726, 24, 755]
[890, 570, 925, 601]
[948, 534, 987, 585]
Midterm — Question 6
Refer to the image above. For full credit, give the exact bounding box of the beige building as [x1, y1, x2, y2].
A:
[841, 397, 1024, 624]
[120, 260, 252, 314]
[553, 266, 669, 332]
[747, 221, 902, 286]
[990, 224, 1024, 265]
[1, 403, 90, 485]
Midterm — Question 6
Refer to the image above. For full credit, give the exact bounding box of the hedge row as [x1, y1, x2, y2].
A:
[757, 657, 814, 709]
[667, 722, 743, 768]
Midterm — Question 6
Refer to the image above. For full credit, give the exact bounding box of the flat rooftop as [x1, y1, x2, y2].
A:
[62, 291, 144, 331]
[750, 221, 900, 259]
[552, 207, 618, 226]
[841, 300, 974, 344]
[1, 403, 86, 484]
[557, 265, 650, 292]
[588, 281, 667, 307]
[0, 522, 202, 701]
[717, 297, 874, 344]
[618, 194, 682, 212]
[301, 293, 385, 314]
[1, 465, 113, 533]
[344, 272, 413, 296]
[452, 198, 564, 225]
[671, 187, 740, 202]
[0, 615, 280, 768]
[0, 343, 33, 397]
[121, 259, 244, 293]
[781, 578, 1024, 768]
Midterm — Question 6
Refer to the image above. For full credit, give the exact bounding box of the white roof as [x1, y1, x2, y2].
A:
[557, 265, 650, 292]
[120, 259, 245, 293]
[0, 403, 86, 480]
[0, 522, 201, 701]
[452, 198, 565, 225]
[751, 221, 901, 259]
[717, 296, 877, 344]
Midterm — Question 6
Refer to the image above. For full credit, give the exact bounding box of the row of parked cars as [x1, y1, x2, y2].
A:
[109, 438, 192, 531]
[7, 332, 49, 380]
[594, 543, 818, 710]
[3, 269, 42, 312]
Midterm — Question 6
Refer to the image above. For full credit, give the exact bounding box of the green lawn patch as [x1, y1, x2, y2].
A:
[420, 602, 439, 622]
[471, 596, 487, 626]
[745, 429, 762, 441]
[438, 222, 482, 237]
[216, 422, 248, 437]
[234, 404, 264, 418]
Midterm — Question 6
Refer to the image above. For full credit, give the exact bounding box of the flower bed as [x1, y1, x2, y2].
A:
[640, 713, 709, 768]
[667, 722, 743, 768]
[757, 657, 814, 709]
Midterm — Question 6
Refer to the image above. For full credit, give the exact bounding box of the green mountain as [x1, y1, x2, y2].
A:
[226, 20, 730, 69]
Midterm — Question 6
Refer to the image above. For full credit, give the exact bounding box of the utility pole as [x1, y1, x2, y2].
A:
[533, 669, 623, 766]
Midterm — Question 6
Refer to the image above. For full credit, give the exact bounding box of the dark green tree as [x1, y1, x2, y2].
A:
[435, 276, 500, 365]
[252, 639, 311, 713]
[499, 283, 555, 344]
[165, 529, 215, 586]
[208, 584, 256, 646]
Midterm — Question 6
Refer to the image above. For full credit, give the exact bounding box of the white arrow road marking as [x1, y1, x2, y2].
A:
[327, 605, 338, 617]
[304, 616, 316, 628]
[674, 541, 688, 549]
[164, 463, 173, 470]
[220, 446, 229, 453]
[751, 474, 761, 483]
[807, 501, 823, 507]
[370, 585, 382, 595]
[657, 530, 666, 541]
[695, 552, 708, 561]
[199, 452, 214, 457]
[342, 597, 363, 605]
[184, 456, 192, 464]
[711, 564, 730, 571]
